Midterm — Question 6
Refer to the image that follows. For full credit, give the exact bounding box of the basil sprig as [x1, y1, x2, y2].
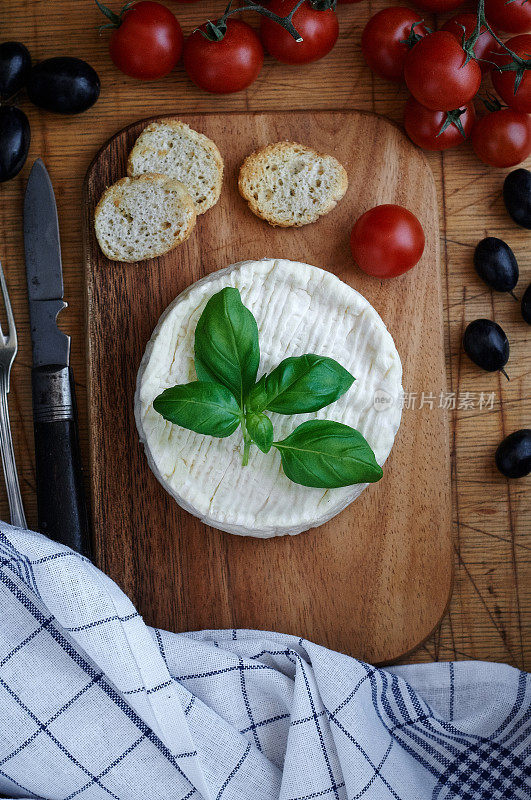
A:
[154, 287, 383, 488]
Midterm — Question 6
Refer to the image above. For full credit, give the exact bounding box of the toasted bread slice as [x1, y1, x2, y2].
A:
[127, 120, 224, 215]
[238, 141, 348, 228]
[94, 174, 196, 263]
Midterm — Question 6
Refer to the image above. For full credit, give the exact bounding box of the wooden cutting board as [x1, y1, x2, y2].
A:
[83, 111, 452, 664]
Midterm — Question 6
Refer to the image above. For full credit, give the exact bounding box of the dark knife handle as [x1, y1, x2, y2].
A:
[31, 366, 92, 559]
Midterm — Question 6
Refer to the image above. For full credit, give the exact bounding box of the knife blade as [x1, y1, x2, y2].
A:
[24, 159, 91, 558]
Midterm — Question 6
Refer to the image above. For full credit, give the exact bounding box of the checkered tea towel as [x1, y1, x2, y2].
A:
[0, 522, 530, 800]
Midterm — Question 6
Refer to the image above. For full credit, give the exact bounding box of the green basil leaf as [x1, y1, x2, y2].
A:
[194, 287, 260, 406]
[248, 354, 355, 415]
[194, 355, 214, 383]
[273, 420, 382, 488]
[246, 412, 274, 454]
[153, 381, 241, 438]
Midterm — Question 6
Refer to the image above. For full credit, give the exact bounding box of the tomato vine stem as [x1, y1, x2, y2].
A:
[198, 0, 305, 42]
[466, 0, 531, 91]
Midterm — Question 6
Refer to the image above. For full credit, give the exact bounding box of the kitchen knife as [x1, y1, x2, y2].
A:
[23, 158, 92, 558]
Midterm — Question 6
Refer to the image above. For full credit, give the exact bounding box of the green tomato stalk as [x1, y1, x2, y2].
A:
[465, 0, 530, 92]
[197, 0, 306, 43]
[94, 0, 134, 29]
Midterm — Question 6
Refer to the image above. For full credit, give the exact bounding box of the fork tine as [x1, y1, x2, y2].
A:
[0, 260, 16, 347]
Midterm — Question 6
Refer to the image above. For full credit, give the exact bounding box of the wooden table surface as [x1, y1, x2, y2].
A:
[1, 0, 529, 668]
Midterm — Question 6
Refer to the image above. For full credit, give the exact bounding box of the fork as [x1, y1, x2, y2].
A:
[0, 261, 26, 528]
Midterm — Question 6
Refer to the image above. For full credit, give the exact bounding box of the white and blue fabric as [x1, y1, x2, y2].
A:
[0, 522, 530, 800]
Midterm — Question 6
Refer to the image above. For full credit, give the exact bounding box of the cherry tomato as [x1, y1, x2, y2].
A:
[107, 1, 183, 80]
[361, 7, 427, 83]
[441, 13, 502, 73]
[492, 35, 531, 112]
[485, 0, 531, 34]
[472, 109, 531, 167]
[183, 20, 263, 94]
[260, 0, 338, 64]
[404, 31, 482, 111]
[350, 204, 425, 279]
[412, 0, 464, 12]
[404, 97, 475, 151]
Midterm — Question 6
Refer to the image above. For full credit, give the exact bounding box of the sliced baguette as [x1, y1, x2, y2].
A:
[94, 174, 196, 263]
[238, 141, 348, 228]
[127, 120, 224, 215]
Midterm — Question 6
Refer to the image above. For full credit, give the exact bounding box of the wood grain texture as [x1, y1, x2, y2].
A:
[0, 0, 529, 667]
[83, 111, 451, 664]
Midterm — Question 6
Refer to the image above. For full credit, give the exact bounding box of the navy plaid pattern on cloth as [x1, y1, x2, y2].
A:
[0, 523, 530, 800]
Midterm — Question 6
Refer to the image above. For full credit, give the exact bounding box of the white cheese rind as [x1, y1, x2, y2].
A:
[135, 259, 403, 537]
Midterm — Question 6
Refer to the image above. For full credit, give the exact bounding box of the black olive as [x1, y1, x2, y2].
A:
[473, 237, 519, 295]
[0, 41, 31, 100]
[522, 283, 531, 325]
[495, 429, 531, 479]
[503, 168, 531, 230]
[463, 319, 509, 376]
[0, 106, 30, 182]
[27, 57, 100, 114]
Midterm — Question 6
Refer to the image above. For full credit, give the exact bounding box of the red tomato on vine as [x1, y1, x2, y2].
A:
[260, 0, 339, 64]
[472, 109, 531, 167]
[96, 0, 183, 80]
[404, 31, 482, 111]
[361, 7, 427, 83]
[485, 0, 531, 34]
[183, 19, 264, 94]
[492, 34, 531, 113]
[404, 97, 476, 151]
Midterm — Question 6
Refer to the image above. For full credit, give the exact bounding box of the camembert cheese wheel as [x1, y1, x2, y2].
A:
[135, 259, 403, 537]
